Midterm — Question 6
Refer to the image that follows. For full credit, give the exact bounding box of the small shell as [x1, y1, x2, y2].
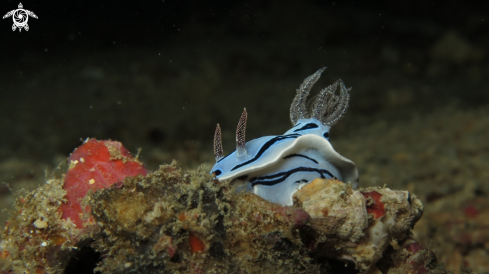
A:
[34, 219, 48, 229]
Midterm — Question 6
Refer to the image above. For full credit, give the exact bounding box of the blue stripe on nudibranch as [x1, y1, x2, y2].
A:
[250, 167, 336, 187]
[230, 134, 300, 171]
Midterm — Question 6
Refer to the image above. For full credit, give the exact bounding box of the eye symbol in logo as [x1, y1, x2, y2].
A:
[2, 3, 38, 32]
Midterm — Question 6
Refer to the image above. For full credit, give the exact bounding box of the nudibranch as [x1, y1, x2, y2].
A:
[211, 68, 358, 205]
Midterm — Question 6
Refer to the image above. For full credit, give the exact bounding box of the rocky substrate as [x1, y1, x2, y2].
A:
[0, 140, 438, 274]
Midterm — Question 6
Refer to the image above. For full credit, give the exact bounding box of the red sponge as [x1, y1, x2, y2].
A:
[59, 139, 148, 228]
[362, 191, 385, 219]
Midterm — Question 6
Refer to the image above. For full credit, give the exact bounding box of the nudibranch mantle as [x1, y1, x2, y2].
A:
[211, 68, 358, 206]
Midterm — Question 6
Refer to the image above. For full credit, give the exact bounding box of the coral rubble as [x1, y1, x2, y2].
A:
[1, 139, 436, 273]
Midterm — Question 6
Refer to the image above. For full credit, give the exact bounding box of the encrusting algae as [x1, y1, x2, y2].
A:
[0, 139, 442, 273]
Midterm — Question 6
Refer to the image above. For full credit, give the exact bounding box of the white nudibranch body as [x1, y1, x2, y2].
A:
[211, 68, 358, 206]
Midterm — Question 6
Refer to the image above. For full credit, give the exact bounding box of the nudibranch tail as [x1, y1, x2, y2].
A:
[214, 124, 224, 162]
[290, 68, 351, 127]
[236, 108, 248, 156]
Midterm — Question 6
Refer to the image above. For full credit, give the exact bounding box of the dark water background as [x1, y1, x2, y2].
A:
[1, 0, 487, 165]
[0, 0, 488, 271]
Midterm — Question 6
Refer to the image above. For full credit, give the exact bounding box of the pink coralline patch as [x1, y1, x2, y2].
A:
[273, 206, 310, 227]
[167, 243, 177, 259]
[404, 241, 433, 274]
[189, 232, 206, 253]
[405, 241, 424, 253]
[59, 139, 148, 228]
[464, 205, 479, 218]
[363, 191, 385, 219]
[153, 235, 177, 258]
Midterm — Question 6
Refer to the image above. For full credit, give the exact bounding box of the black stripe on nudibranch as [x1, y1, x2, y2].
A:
[230, 134, 300, 171]
[293, 123, 319, 132]
[250, 167, 336, 187]
[323, 132, 329, 138]
[283, 153, 319, 164]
